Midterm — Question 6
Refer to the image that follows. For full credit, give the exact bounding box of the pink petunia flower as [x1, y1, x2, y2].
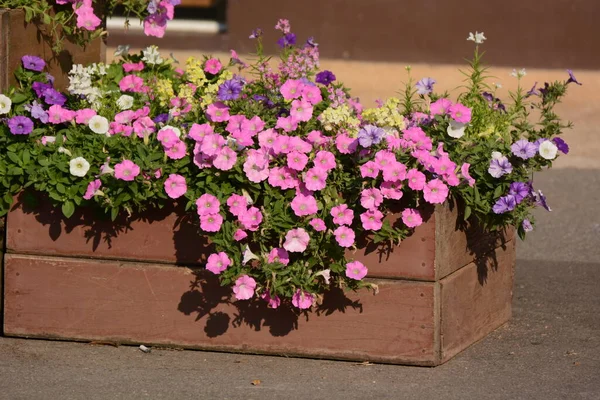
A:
[75, 108, 97, 124]
[196, 194, 220, 216]
[188, 123, 214, 142]
[213, 147, 237, 171]
[268, 248, 290, 265]
[239, 207, 263, 231]
[382, 161, 408, 182]
[114, 160, 140, 181]
[402, 208, 423, 228]
[407, 169, 426, 190]
[119, 75, 144, 93]
[360, 188, 383, 210]
[233, 275, 256, 301]
[309, 218, 326, 231]
[115, 110, 135, 124]
[423, 179, 449, 204]
[227, 194, 248, 216]
[307, 130, 329, 147]
[280, 79, 305, 100]
[261, 292, 281, 309]
[258, 128, 278, 149]
[165, 139, 187, 160]
[241, 116, 265, 136]
[206, 102, 230, 122]
[287, 151, 309, 171]
[288, 136, 313, 154]
[345, 261, 368, 280]
[83, 179, 102, 200]
[290, 194, 319, 217]
[233, 229, 248, 241]
[292, 289, 314, 309]
[204, 58, 222, 74]
[448, 103, 472, 124]
[461, 163, 476, 187]
[201, 133, 226, 156]
[430, 98, 452, 115]
[290, 99, 313, 122]
[200, 213, 223, 232]
[133, 117, 155, 138]
[275, 116, 298, 133]
[360, 161, 380, 179]
[360, 210, 384, 231]
[336, 134, 358, 154]
[380, 181, 404, 200]
[123, 61, 144, 72]
[268, 167, 296, 190]
[283, 228, 310, 252]
[225, 115, 245, 135]
[314, 150, 336, 171]
[205, 252, 231, 274]
[374, 150, 397, 170]
[304, 167, 327, 191]
[334, 226, 355, 248]
[433, 156, 456, 176]
[164, 174, 187, 199]
[301, 85, 323, 105]
[330, 204, 354, 226]
[243, 156, 270, 183]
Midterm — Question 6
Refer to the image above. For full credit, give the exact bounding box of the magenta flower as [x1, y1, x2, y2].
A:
[423, 179, 449, 204]
[206, 252, 231, 274]
[430, 98, 452, 115]
[283, 228, 310, 252]
[227, 194, 248, 216]
[360, 210, 384, 231]
[119, 75, 144, 92]
[114, 160, 140, 181]
[448, 103, 472, 124]
[206, 102, 230, 122]
[460, 163, 476, 187]
[382, 161, 408, 182]
[402, 208, 423, 228]
[330, 204, 354, 225]
[204, 58, 222, 74]
[292, 289, 314, 310]
[287, 151, 309, 171]
[314, 150, 336, 171]
[345, 261, 368, 280]
[213, 147, 237, 171]
[407, 169, 426, 190]
[268, 248, 290, 265]
[360, 188, 383, 210]
[360, 161, 380, 179]
[333, 226, 355, 248]
[196, 194, 220, 216]
[291, 194, 319, 217]
[164, 174, 187, 199]
[233, 275, 257, 301]
[233, 229, 248, 241]
[280, 79, 305, 100]
[309, 218, 326, 231]
[239, 207, 263, 231]
[380, 181, 404, 200]
[262, 292, 281, 309]
[83, 179, 102, 200]
[304, 167, 327, 191]
[200, 213, 223, 232]
[373, 150, 396, 170]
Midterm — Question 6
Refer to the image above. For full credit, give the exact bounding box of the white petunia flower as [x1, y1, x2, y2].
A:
[241, 189, 254, 205]
[113, 45, 130, 57]
[447, 121, 467, 138]
[142, 45, 164, 65]
[510, 68, 527, 78]
[242, 245, 259, 265]
[58, 147, 72, 156]
[316, 269, 331, 285]
[69, 157, 90, 177]
[467, 31, 486, 44]
[0, 94, 12, 114]
[88, 115, 109, 134]
[538, 140, 558, 160]
[117, 95, 134, 110]
[491, 151, 503, 160]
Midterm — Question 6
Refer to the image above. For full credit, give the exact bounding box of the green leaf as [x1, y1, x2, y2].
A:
[7, 152, 20, 165]
[111, 208, 119, 221]
[56, 183, 66, 194]
[61, 201, 75, 218]
[464, 205, 472, 221]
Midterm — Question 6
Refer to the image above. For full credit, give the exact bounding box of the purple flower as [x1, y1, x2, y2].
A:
[306, 36, 318, 47]
[217, 78, 243, 101]
[21, 55, 45, 72]
[509, 182, 530, 203]
[32, 81, 53, 98]
[492, 195, 517, 214]
[526, 82, 540, 97]
[147, 0, 158, 14]
[153, 113, 169, 123]
[488, 157, 513, 178]
[534, 190, 551, 212]
[522, 219, 533, 232]
[29, 101, 48, 123]
[46, 73, 55, 84]
[249, 28, 263, 39]
[553, 137, 569, 154]
[7, 115, 34, 135]
[566, 69, 582, 86]
[357, 125, 385, 148]
[511, 139, 537, 159]
[315, 70, 336, 86]
[277, 33, 297, 48]
[415, 77, 436, 95]
[482, 92, 494, 102]
[42, 88, 66, 106]
[167, 0, 181, 5]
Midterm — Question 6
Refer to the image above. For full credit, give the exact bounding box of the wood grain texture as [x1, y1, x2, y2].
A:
[3, 254, 438, 365]
[180, 0, 219, 6]
[439, 240, 516, 362]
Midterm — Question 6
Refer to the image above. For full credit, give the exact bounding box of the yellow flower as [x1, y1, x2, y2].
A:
[319, 104, 361, 134]
[155, 79, 175, 107]
[362, 97, 406, 131]
[186, 57, 207, 86]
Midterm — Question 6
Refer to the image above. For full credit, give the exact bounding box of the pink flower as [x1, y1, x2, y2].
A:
[461, 163, 476, 187]
[333, 226, 355, 248]
[83, 179, 101, 200]
[75, 108, 96, 124]
[75, 7, 101, 30]
[280, 79, 305, 100]
[196, 194, 220, 216]
[206, 102, 230, 122]
[204, 58, 222, 74]
[382, 161, 407, 182]
[314, 150, 336, 171]
[165, 139, 187, 160]
[262, 292, 281, 309]
[307, 130, 329, 146]
[433, 156, 456, 176]
[301, 85, 323, 105]
[268, 167, 296, 189]
[241, 116, 265, 136]
[423, 179, 449, 204]
[330, 204, 354, 225]
[133, 117, 155, 138]
[448, 103, 472, 123]
[206, 252, 231, 274]
[360, 210, 384, 231]
[304, 167, 327, 191]
[188, 123, 214, 142]
[154, 169, 162, 179]
[309, 218, 326, 231]
[201, 133, 226, 156]
[430, 98, 452, 115]
[123, 62, 144, 72]
[275, 116, 298, 133]
[291, 194, 319, 217]
[336, 134, 358, 154]
[157, 128, 179, 147]
[290, 99, 313, 122]
[119, 75, 144, 93]
[292, 289, 314, 309]
[360, 188, 383, 210]
[164, 174, 187, 199]
[213, 147, 237, 170]
[287, 151, 309, 171]
[258, 129, 278, 149]
[200, 213, 223, 232]
[360, 161, 380, 179]
[345, 261, 368, 280]
[227, 194, 248, 216]
[233, 229, 248, 241]
[233, 275, 256, 301]
[268, 248, 290, 265]
[402, 208, 423, 228]
[115, 110, 135, 124]
[374, 150, 397, 170]
[240, 207, 263, 231]
[380, 181, 404, 200]
[272, 135, 292, 155]
[226, 115, 245, 135]
[243, 156, 269, 183]
[283, 228, 310, 252]
[143, 14, 167, 38]
[445, 172, 460, 187]
[407, 169, 426, 190]
[114, 160, 140, 181]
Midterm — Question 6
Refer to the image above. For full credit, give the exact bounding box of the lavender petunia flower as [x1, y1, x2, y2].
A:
[522, 219, 533, 232]
[534, 190, 551, 211]
[42, 88, 67, 106]
[415, 77, 436, 95]
[526, 82, 540, 97]
[277, 33, 296, 48]
[315, 70, 336, 86]
[45, 73, 55, 84]
[511, 139, 537, 159]
[488, 157, 513, 178]
[553, 137, 569, 154]
[22, 55, 45, 72]
[32, 81, 53, 98]
[217, 78, 243, 101]
[306, 36, 318, 47]
[8, 115, 34, 135]
[509, 182, 530, 203]
[492, 195, 517, 214]
[153, 113, 170, 123]
[29, 101, 49, 123]
[566, 69, 582, 86]
[357, 125, 386, 148]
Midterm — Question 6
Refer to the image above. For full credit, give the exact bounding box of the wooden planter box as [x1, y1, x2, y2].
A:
[0, 8, 105, 93]
[2, 194, 515, 366]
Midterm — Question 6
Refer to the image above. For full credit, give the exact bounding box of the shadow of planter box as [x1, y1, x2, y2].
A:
[0, 8, 105, 93]
[3, 196, 515, 366]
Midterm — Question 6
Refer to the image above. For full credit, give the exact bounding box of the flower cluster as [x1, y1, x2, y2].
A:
[0, 21, 578, 308]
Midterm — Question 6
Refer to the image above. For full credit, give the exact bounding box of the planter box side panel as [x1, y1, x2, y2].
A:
[439, 239, 516, 363]
[3, 254, 438, 365]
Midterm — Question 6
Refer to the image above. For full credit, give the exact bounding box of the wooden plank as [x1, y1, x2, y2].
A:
[180, 0, 218, 7]
[0, 10, 9, 93]
[439, 240, 515, 362]
[3, 253, 437, 365]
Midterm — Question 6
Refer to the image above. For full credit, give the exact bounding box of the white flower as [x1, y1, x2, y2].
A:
[510, 68, 527, 78]
[491, 151, 503, 160]
[447, 121, 467, 138]
[88, 115, 109, 134]
[467, 31, 486, 44]
[0, 94, 12, 114]
[242, 245, 259, 264]
[241, 189, 254, 205]
[494, 82, 503, 89]
[58, 147, 72, 156]
[117, 95, 134, 110]
[114, 45, 130, 57]
[142, 45, 164, 65]
[69, 157, 90, 177]
[538, 140, 558, 160]
[316, 269, 331, 285]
